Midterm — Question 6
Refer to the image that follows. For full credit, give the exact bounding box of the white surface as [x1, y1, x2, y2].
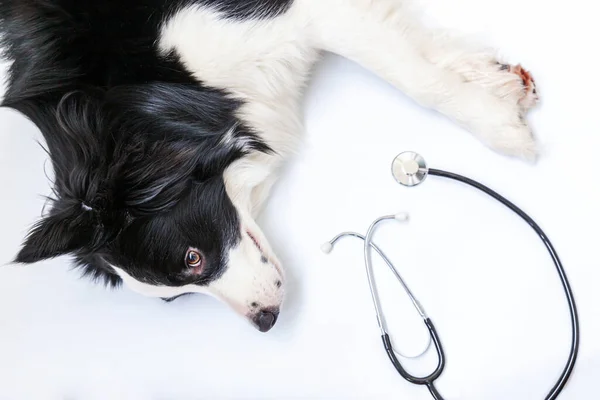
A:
[1, 0, 599, 398]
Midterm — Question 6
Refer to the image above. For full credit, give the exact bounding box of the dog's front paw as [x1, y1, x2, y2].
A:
[484, 123, 538, 162]
[463, 61, 540, 161]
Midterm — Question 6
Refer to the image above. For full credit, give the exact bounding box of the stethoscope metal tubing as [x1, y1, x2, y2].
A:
[362, 215, 446, 391]
[327, 231, 434, 359]
[364, 215, 395, 334]
[363, 215, 430, 333]
[328, 231, 427, 320]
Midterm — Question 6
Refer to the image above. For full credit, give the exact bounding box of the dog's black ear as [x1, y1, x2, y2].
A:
[15, 203, 104, 264]
[9, 90, 115, 264]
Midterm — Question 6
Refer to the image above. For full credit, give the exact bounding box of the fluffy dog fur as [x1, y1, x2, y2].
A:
[0, 0, 538, 332]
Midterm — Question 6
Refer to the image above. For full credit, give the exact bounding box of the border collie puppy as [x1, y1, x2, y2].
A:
[0, 0, 537, 332]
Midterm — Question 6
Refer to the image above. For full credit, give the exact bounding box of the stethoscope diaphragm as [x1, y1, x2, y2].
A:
[391, 151, 429, 187]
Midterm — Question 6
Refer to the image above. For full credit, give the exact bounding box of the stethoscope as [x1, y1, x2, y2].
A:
[322, 152, 580, 400]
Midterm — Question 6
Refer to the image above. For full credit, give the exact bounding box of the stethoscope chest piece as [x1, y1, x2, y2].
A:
[392, 151, 429, 187]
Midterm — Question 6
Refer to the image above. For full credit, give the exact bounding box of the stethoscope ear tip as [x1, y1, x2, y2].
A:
[321, 242, 334, 254]
[395, 212, 410, 222]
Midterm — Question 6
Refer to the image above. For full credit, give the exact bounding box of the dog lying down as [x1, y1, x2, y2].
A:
[0, 0, 538, 332]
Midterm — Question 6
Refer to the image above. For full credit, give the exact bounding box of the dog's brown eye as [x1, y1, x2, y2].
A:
[185, 249, 203, 268]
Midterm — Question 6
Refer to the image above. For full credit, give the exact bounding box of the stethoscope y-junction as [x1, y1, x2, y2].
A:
[322, 152, 579, 400]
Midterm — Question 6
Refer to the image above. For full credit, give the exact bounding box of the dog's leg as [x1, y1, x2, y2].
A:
[303, 0, 538, 160]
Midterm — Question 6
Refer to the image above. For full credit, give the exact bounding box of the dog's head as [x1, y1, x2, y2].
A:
[10, 85, 284, 332]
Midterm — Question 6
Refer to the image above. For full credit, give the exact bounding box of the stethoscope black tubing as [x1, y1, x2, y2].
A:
[382, 318, 445, 399]
[382, 318, 445, 381]
[428, 168, 580, 400]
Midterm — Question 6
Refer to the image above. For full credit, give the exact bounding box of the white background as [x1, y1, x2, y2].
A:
[1, 0, 599, 399]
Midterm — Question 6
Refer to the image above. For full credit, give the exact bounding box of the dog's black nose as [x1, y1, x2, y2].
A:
[255, 308, 279, 332]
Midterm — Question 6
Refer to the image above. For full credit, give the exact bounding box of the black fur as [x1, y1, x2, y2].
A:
[0, 0, 286, 288]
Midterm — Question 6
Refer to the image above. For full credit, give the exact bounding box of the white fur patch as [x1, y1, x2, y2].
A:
[158, 4, 316, 153]
[210, 232, 284, 314]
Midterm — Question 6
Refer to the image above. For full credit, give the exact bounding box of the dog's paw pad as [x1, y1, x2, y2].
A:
[511, 64, 538, 108]
[498, 63, 538, 109]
